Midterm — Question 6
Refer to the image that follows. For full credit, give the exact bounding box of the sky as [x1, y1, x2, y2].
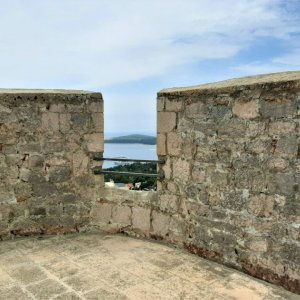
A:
[0, 0, 300, 135]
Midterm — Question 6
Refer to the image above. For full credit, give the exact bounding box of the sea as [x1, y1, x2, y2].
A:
[103, 132, 157, 169]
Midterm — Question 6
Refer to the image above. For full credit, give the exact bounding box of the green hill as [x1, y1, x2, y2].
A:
[104, 134, 156, 145]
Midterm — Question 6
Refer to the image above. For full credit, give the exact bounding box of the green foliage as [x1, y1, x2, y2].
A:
[104, 162, 157, 189]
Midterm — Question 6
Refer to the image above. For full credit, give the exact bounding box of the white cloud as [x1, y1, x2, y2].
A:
[232, 48, 300, 76]
[0, 0, 298, 90]
[273, 48, 300, 66]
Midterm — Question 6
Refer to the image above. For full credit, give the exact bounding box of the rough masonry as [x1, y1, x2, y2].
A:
[0, 89, 103, 238]
[1, 73, 300, 295]
[156, 72, 300, 294]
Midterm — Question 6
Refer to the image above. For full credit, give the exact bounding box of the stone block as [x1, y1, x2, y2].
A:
[261, 99, 296, 118]
[167, 181, 178, 194]
[165, 99, 183, 112]
[88, 101, 103, 113]
[159, 194, 179, 213]
[28, 155, 45, 169]
[162, 158, 172, 180]
[232, 100, 259, 119]
[157, 98, 165, 112]
[132, 207, 150, 232]
[71, 113, 90, 129]
[218, 120, 247, 137]
[168, 216, 187, 242]
[191, 166, 205, 184]
[157, 134, 166, 156]
[91, 113, 103, 132]
[246, 121, 266, 138]
[19, 168, 30, 182]
[185, 184, 208, 204]
[267, 172, 295, 196]
[157, 112, 176, 133]
[267, 158, 288, 171]
[173, 158, 190, 184]
[246, 237, 268, 252]
[186, 102, 206, 117]
[0, 186, 16, 203]
[90, 203, 112, 223]
[32, 182, 57, 198]
[42, 140, 63, 154]
[18, 143, 41, 154]
[61, 193, 79, 204]
[151, 211, 170, 236]
[112, 205, 131, 226]
[59, 113, 71, 133]
[167, 132, 182, 156]
[14, 182, 32, 202]
[276, 136, 297, 156]
[247, 194, 274, 217]
[268, 121, 296, 136]
[41, 113, 59, 131]
[72, 151, 89, 175]
[85, 133, 104, 152]
[50, 103, 65, 113]
[48, 166, 71, 183]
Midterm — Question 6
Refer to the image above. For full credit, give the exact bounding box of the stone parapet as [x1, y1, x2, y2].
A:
[0, 89, 104, 238]
[156, 71, 300, 294]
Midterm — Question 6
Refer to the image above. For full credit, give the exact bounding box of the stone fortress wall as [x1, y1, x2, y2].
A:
[156, 72, 300, 293]
[0, 90, 104, 237]
[1, 72, 300, 294]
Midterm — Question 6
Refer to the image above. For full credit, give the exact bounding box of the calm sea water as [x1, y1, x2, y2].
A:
[103, 143, 157, 169]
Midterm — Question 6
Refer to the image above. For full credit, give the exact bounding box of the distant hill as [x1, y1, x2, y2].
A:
[104, 134, 156, 145]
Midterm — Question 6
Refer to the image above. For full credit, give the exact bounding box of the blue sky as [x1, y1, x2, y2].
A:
[0, 1, 300, 134]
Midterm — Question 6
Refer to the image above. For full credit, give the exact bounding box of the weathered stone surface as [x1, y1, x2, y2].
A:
[132, 207, 150, 232]
[0, 90, 103, 238]
[232, 100, 259, 119]
[165, 99, 183, 112]
[112, 206, 131, 226]
[1, 233, 295, 299]
[85, 133, 104, 152]
[157, 97, 165, 112]
[59, 113, 71, 133]
[157, 133, 166, 156]
[90, 203, 112, 223]
[247, 194, 274, 217]
[48, 166, 71, 183]
[41, 112, 59, 131]
[72, 151, 89, 175]
[157, 112, 176, 133]
[173, 158, 190, 183]
[159, 194, 178, 213]
[151, 211, 170, 237]
[158, 72, 300, 293]
[167, 132, 182, 156]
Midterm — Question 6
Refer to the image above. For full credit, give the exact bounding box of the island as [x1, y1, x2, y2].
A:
[104, 134, 156, 145]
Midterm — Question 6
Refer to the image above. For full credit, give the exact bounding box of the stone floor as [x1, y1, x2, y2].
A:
[0, 233, 298, 300]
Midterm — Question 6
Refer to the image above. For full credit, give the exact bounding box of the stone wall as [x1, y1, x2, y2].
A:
[0, 89, 103, 238]
[90, 187, 158, 236]
[1, 73, 300, 294]
[156, 72, 300, 293]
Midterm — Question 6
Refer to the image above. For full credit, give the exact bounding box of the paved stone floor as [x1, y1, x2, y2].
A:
[0, 233, 298, 300]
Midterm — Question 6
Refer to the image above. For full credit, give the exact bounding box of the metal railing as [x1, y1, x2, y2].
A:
[92, 156, 165, 180]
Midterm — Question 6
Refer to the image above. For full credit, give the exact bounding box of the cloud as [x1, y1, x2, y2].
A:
[232, 47, 300, 76]
[273, 48, 300, 66]
[0, 0, 299, 90]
